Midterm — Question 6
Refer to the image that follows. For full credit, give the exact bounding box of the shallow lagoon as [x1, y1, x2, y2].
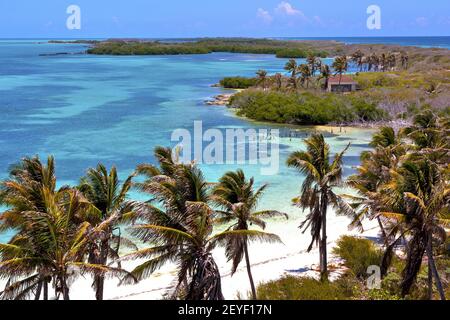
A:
[0, 41, 374, 243]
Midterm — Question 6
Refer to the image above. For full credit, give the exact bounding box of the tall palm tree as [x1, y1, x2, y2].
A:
[345, 127, 408, 275]
[378, 158, 449, 299]
[78, 164, 137, 300]
[368, 53, 379, 72]
[400, 52, 409, 70]
[351, 50, 364, 72]
[284, 59, 298, 89]
[387, 53, 397, 71]
[0, 156, 62, 299]
[256, 70, 268, 90]
[319, 64, 331, 90]
[306, 54, 321, 76]
[124, 147, 274, 300]
[273, 73, 283, 90]
[332, 56, 348, 87]
[287, 134, 352, 281]
[298, 64, 312, 88]
[212, 170, 286, 299]
[284, 59, 298, 78]
[379, 53, 388, 72]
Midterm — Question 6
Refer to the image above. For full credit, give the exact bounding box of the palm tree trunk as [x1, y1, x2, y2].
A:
[243, 240, 257, 300]
[43, 279, 48, 300]
[320, 192, 328, 281]
[376, 217, 387, 241]
[62, 274, 70, 301]
[426, 236, 446, 300]
[95, 237, 110, 300]
[35, 280, 43, 300]
[427, 259, 433, 300]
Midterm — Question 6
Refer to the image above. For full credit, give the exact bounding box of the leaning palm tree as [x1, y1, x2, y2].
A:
[332, 55, 348, 87]
[284, 59, 298, 78]
[212, 170, 286, 299]
[256, 70, 268, 90]
[378, 158, 449, 299]
[345, 127, 408, 275]
[287, 134, 352, 281]
[298, 64, 312, 88]
[78, 164, 138, 300]
[124, 147, 275, 300]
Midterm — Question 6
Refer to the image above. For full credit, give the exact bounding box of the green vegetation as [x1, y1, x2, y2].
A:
[217, 46, 449, 125]
[333, 236, 383, 278]
[345, 111, 450, 300]
[230, 90, 387, 125]
[86, 38, 329, 58]
[257, 276, 348, 300]
[276, 48, 327, 59]
[219, 77, 257, 89]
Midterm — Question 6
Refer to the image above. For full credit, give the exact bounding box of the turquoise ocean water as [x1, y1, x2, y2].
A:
[2, 37, 445, 242]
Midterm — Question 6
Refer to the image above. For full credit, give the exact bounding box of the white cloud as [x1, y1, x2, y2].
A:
[256, 8, 273, 24]
[275, 1, 303, 17]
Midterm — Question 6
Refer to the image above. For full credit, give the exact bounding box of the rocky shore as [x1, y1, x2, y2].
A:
[204, 93, 233, 106]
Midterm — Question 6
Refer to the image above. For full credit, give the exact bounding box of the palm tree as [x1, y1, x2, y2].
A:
[332, 56, 348, 87]
[212, 170, 286, 299]
[287, 134, 352, 281]
[78, 164, 137, 300]
[319, 64, 331, 90]
[401, 110, 448, 152]
[351, 50, 364, 72]
[387, 53, 397, 71]
[273, 73, 283, 90]
[378, 158, 449, 299]
[298, 64, 312, 88]
[400, 52, 409, 70]
[284, 59, 298, 78]
[0, 156, 130, 300]
[306, 54, 321, 76]
[345, 127, 407, 275]
[124, 147, 274, 300]
[368, 53, 379, 72]
[0, 155, 61, 299]
[256, 70, 268, 90]
[284, 59, 298, 89]
[379, 53, 388, 72]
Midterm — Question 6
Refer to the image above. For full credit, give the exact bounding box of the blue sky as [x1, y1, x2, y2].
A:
[1, 0, 449, 38]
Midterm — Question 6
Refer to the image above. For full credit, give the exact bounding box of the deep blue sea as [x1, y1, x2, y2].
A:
[0, 37, 446, 242]
[276, 36, 450, 49]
